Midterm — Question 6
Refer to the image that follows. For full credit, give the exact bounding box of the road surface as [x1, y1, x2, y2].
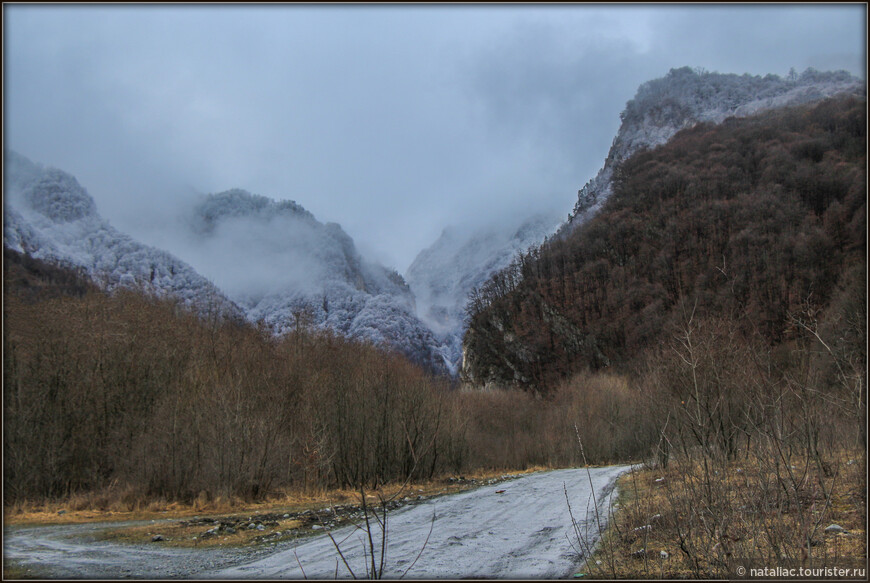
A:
[4, 465, 631, 579]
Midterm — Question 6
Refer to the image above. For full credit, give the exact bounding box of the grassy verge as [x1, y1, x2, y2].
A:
[580, 452, 867, 579]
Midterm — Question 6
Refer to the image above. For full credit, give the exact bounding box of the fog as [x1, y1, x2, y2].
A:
[4, 4, 866, 272]
[167, 212, 332, 303]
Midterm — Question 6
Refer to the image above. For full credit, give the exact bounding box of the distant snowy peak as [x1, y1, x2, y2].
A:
[409, 213, 561, 319]
[26, 168, 98, 223]
[561, 67, 866, 234]
[180, 188, 445, 373]
[191, 188, 316, 234]
[5, 150, 97, 224]
[3, 152, 448, 374]
[3, 150, 241, 318]
[188, 188, 411, 299]
[407, 211, 562, 372]
[4, 150, 45, 197]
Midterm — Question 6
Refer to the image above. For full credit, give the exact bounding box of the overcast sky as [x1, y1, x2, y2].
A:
[4, 3, 866, 272]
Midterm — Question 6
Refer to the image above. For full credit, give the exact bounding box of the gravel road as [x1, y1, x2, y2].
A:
[4, 465, 631, 579]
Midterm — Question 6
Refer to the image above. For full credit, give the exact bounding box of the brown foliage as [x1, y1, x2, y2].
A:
[3, 252, 449, 503]
[465, 96, 866, 392]
[585, 305, 867, 578]
[7, 250, 650, 505]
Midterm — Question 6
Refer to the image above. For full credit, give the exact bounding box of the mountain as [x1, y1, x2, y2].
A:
[407, 67, 865, 378]
[462, 93, 866, 392]
[560, 67, 865, 235]
[177, 188, 449, 373]
[3, 150, 242, 320]
[406, 212, 561, 374]
[7, 68, 863, 381]
[3, 152, 448, 374]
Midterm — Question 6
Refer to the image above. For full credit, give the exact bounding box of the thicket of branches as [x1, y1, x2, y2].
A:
[3, 257, 445, 502]
[578, 293, 866, 578]
[4, 250, 652, 505]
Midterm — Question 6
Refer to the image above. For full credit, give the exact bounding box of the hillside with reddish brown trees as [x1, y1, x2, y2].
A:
[463, 95, 865, 394]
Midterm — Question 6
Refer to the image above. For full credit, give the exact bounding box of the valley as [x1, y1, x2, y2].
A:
[4, 65, 866, 579]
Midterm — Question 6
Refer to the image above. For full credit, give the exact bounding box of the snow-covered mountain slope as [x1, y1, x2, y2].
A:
[3, 150, 241, 319]
[406, 212, 561, 373]
[175, 188, 449, 374]
[559, 66, 866, 235]
[3, 151, 448, 374]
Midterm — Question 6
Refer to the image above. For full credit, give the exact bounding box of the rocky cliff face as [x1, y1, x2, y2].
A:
[559, 67, 865, 236]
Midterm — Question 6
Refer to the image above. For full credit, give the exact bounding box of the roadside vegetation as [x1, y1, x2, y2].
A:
[573, 304, 866, 577]
[583, 454, 865, 578]
[4, 466, 539, 529]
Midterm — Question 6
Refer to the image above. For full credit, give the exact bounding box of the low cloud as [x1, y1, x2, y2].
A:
[4, 4, 865, 275]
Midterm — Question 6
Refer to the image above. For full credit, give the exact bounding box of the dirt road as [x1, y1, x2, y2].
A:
[4, 465, 630, 579]
[2, 520, 276, 579]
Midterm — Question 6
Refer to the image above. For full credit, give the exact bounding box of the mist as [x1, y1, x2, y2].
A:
[4, 4, 866, 273]
[158, 210, 332, 304]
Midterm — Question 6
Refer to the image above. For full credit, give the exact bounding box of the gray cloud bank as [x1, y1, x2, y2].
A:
[4, 4, 866, 271]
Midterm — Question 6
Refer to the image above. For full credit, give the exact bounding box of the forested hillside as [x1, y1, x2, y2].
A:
[5, 249, 653, 505]
[463, 95, 866, 392]
[562, 67, 864, 233]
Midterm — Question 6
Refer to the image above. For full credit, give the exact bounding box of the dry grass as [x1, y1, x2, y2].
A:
[581, 451, 867, 579]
